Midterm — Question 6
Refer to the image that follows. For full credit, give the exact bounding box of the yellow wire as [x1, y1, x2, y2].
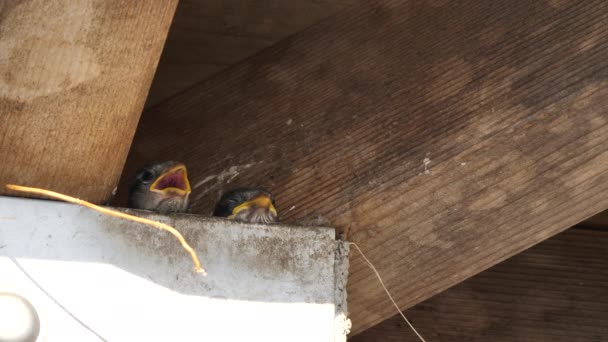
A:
[6, 184, 206, 275]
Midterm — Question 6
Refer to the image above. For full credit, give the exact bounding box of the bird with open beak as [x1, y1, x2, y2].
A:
[128, 161, 191, 214]
[213, 188, 279, 224]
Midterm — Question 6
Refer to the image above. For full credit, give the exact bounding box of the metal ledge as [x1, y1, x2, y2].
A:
[0, 196, 349, 341]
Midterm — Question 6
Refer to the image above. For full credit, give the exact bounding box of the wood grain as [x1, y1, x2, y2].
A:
[145, 0, 355, 107]
[351, 228, 608, 341]
[0, 0, 178, 203]
[579, 209, 608, 230]
[116, 0, 608, 334]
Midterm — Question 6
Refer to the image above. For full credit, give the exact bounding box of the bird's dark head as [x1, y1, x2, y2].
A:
[214, 188, 278, 224]
[128, 161, 191, 214]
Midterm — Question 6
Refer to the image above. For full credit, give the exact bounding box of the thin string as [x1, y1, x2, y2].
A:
[349, 242, 427, 342]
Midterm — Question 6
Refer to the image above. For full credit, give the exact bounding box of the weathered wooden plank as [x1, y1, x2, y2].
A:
[580, 209, 608, 229]
[146, 0, 355, 107]
[351, 228, 608, 341]
[0, 0, 178, 203]
[116, 0, 608, 334]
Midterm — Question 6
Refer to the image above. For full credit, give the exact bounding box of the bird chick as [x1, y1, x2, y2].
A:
[128, 161, 191, 214]
[213, 188, 279, 224]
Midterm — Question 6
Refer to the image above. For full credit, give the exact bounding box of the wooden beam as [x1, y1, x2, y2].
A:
[115, 0, 608, 334]
[0, 0, 178, 203]
[580, 209, 608, 230]
[145, 0, 355, 107]
[351, 228, 608, 341]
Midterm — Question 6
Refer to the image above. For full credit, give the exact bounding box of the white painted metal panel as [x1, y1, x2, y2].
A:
[0, 196, 344, 341]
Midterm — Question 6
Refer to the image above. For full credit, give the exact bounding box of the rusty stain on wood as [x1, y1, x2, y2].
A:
[116, 0, 608, 334]
[0, 0, 178, 203]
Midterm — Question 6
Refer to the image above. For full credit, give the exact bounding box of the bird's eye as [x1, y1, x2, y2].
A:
[140, 170, 155, 183]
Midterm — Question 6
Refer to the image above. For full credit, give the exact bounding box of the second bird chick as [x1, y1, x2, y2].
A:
[214, 188, 279, 224]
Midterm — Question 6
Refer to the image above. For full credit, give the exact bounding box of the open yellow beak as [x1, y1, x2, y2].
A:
[230, 194, 277, 218]
[150, 164, 191, 196]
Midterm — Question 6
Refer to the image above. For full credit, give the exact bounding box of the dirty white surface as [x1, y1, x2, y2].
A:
[0, 196, 347, 342]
